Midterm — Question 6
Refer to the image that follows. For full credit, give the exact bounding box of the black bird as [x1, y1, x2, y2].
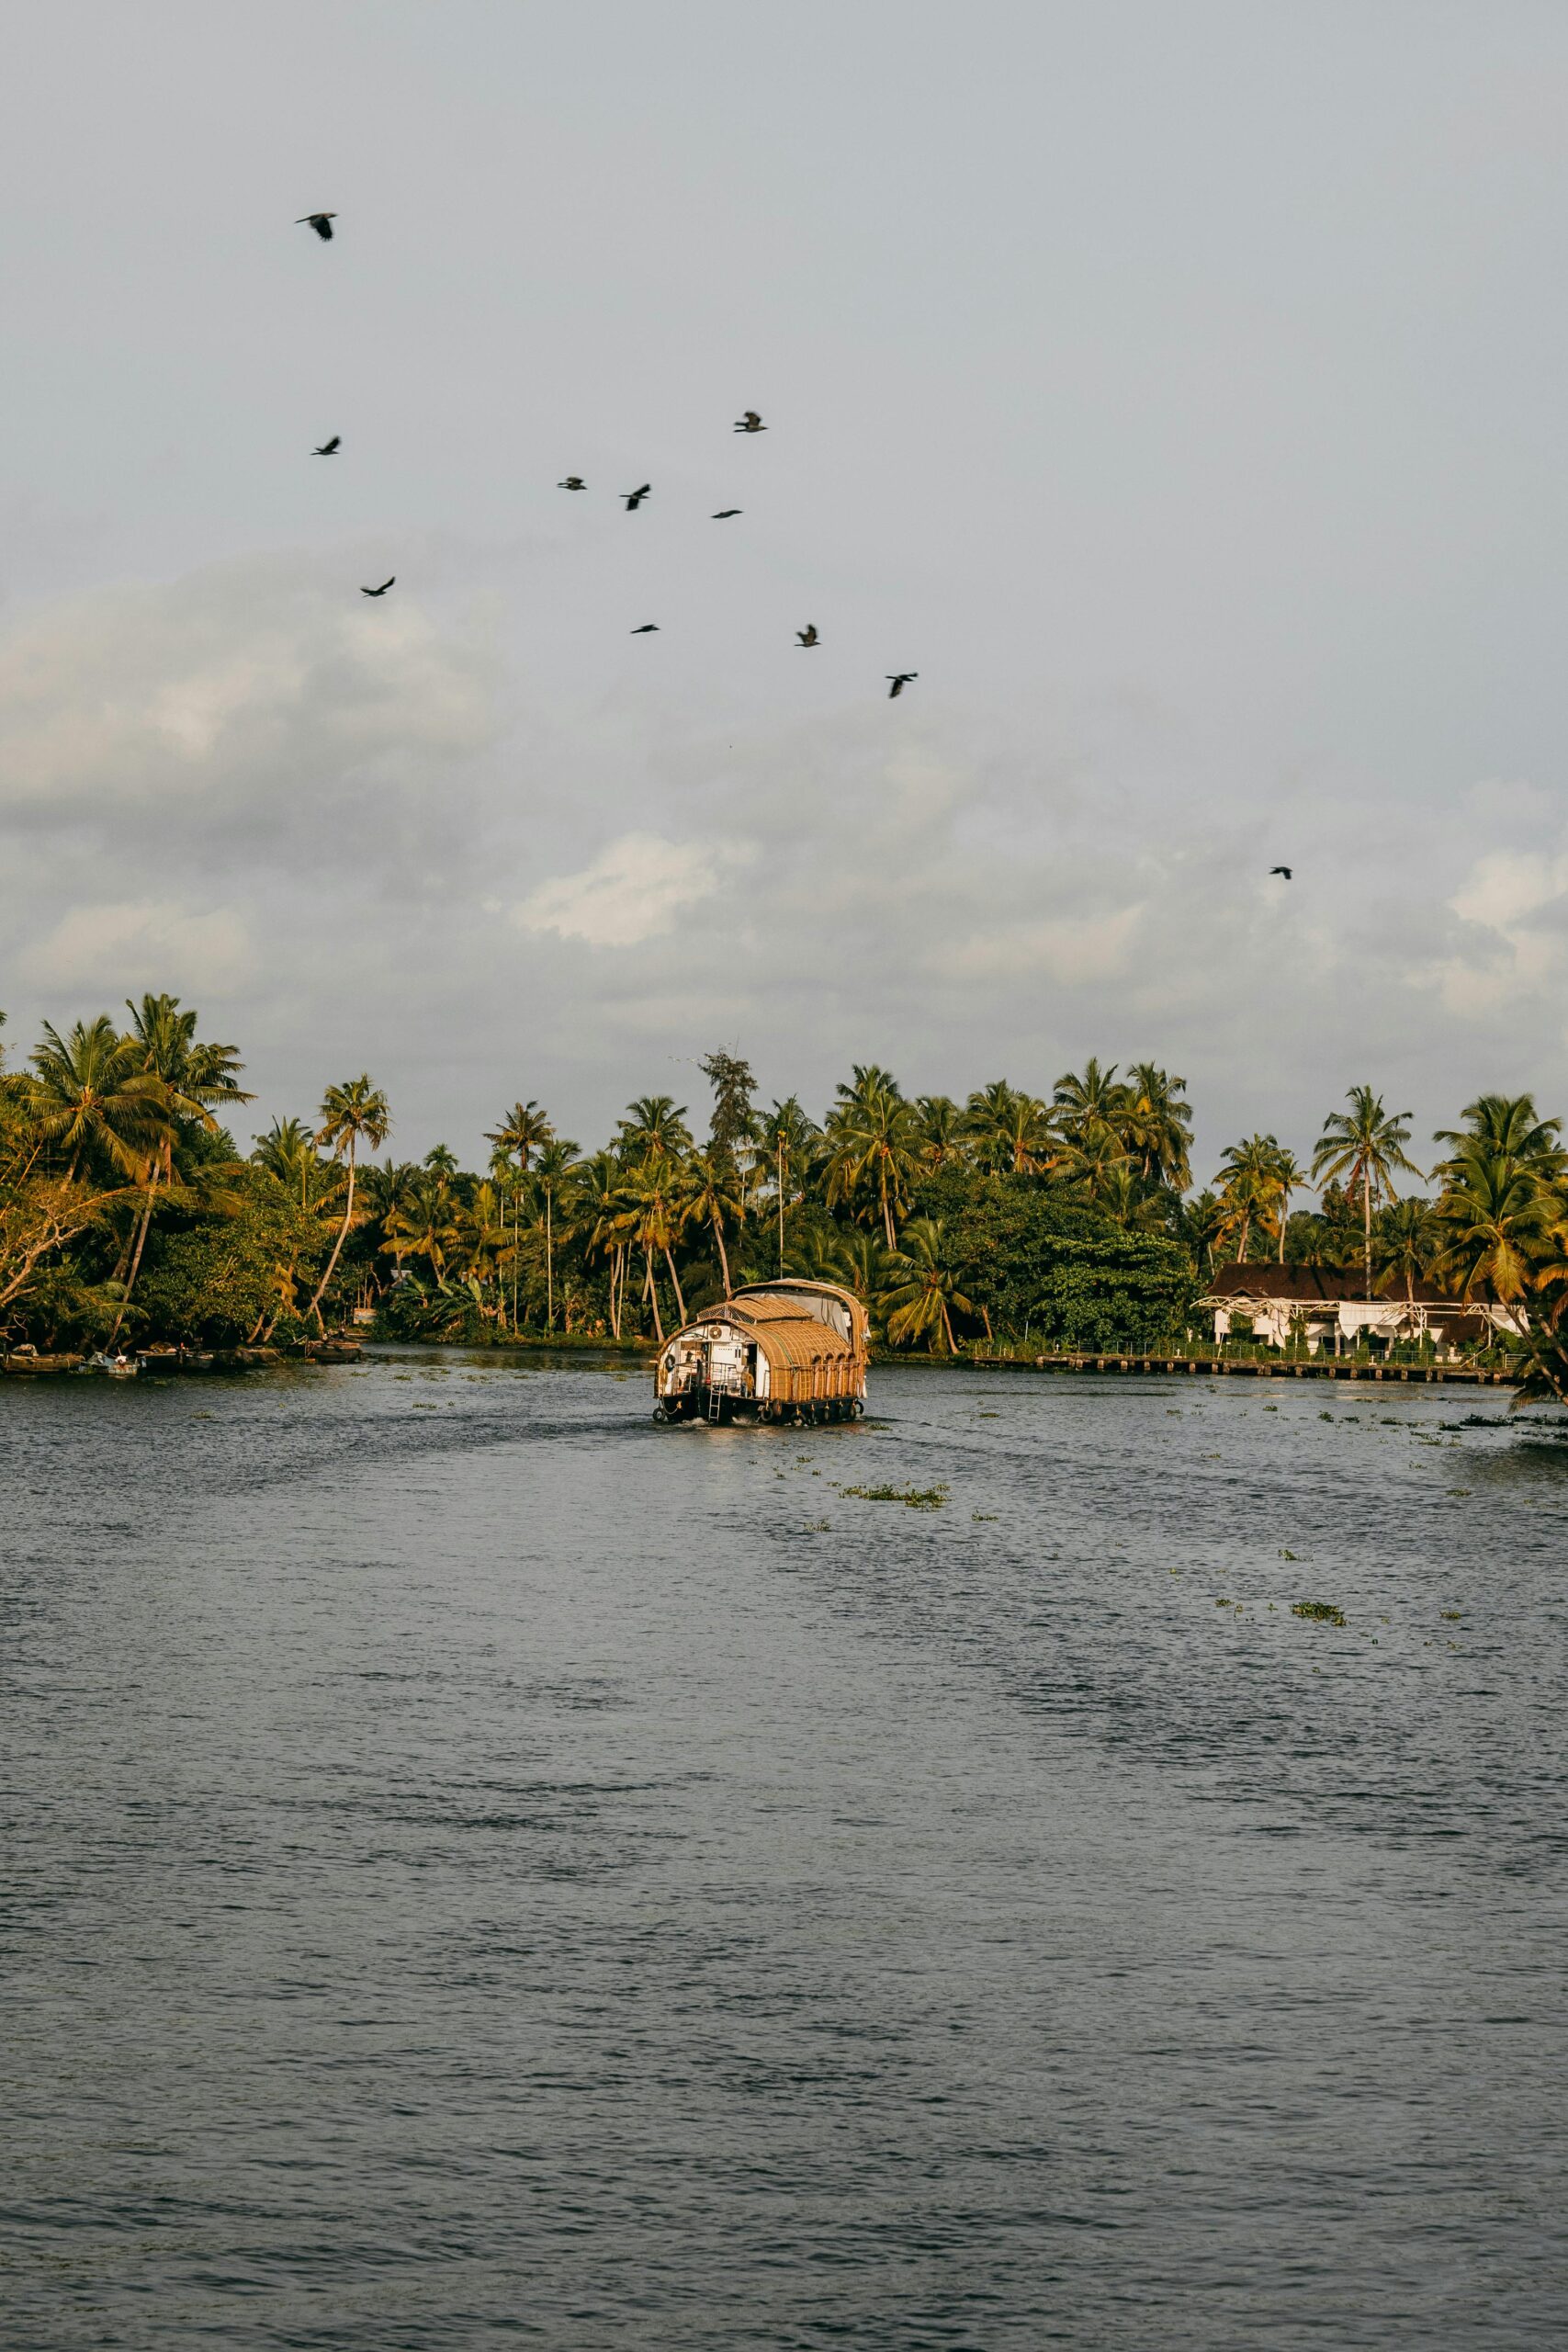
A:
[1269, 865, 1293, 879]
[297, 212, 336, 240]
[886, 673, 918, 698]
[631, 623, 660, 634]
[712, 508, 741, 519]
[558, 475, 586, 491]
[360, 578, 395, 597]
[796, 624, 818, 647]
[312, 435, 341, 456]
[623, 484, 651, 510]
[734, 411, 766, 434]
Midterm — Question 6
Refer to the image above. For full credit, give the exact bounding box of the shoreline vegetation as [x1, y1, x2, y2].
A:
[4, 1006, 1568, 1409]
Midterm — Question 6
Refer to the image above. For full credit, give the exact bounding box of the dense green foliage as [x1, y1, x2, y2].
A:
[3, 995, 1567, 1400]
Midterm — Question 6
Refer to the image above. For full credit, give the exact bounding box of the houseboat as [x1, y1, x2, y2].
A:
[653, 1280, 869, 1424]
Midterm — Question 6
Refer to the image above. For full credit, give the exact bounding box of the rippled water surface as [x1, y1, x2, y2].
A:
[5, 1353, 1566, 2348]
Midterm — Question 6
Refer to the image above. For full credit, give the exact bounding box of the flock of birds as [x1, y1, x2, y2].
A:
[296, 210, 919, 698]
[296, 209, 1293, 844]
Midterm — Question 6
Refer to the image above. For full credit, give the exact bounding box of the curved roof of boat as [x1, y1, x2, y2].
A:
[668, 1291, 860, 1369]
[731, 1278, 870, 1344]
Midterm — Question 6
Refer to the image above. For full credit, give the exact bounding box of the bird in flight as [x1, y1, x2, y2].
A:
[558, 475, 586, 491]
[631, 623, 660, 634]
[734, 411, 766, 434]
[623, 484, 651, 511]
[360, 578, 395, 597]
[1269, 865, 1293, 879]
[796, 624, 819, 647]
[886, 673, 918, 698]
[312, 435, 341, 456]
[297, 212, 336, 240]
[712, 508, 741, 519]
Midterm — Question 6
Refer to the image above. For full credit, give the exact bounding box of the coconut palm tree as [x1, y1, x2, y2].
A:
[533, 1136, 581, 1329]
[305, 1076, 390, 1326]
[1433, 1094, 1564, 1185]
[882, 1217, 975, 1353]
[762, 1095, 818, 1274]
[1214, 1135, 1287, 1262]
[380, 1168, 461, 1287]
[1122, 1064, 1193, 1192]
[681, 1148, 745, 1295]
[1436, 1156, 1556, 1305]
[963, 1080, 1053, 1176]
[1053, 1057, 1131, 1146]
[1374, 1197, 1440, 1308]
[615, 1095, 693, 1167]
[30, 1015, 166, 1182]
[1269, 1146, 1310, 1264]
[619, 1157, 686, 1335]
[914, 1093, 966, 1170]
[110, 995, 253, 1336]
[1312, 1086, 1423, 1292]
[822, 1068, 920, 1247]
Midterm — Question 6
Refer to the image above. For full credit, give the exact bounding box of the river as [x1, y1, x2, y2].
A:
[4, 1353, 1565, 2347]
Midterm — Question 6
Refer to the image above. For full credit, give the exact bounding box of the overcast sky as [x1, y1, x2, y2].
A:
[4, 0, 1568, 1180]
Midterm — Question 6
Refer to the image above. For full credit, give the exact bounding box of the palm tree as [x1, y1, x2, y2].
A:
[681, 1148, 745, 1295]
[30, 1015, 165, 1182]
[533, 1136, 581, 1330]
[822, 1068, 919, 1247]
[882, 1218, 975, 1353]
[1122, 1064, 1193, 1192]
[1436, 1156, 1556, 1305]
[963, 1080, 1053, 1176]
[913, 1094, 965, 1170]
[619, 1159, 685, 1338]
[1053, 1057, 1131, 1145]
[762, 1095, 818, 1275]
[484, 1103, 554, 1330]
[1434, 1094, 1564, 1185]
[305, 1076, 390, 1327]
[1270, 1147, 1309, 1263]
[1374, 1197, 1440, 1308]
[111, 994, 253, 1336]
[1312, 1086, 1423, 1292]
[615, 1095, 693, 1166]
[380, 1168, 461, 1287]
[1214, 1136, 1275, 1263]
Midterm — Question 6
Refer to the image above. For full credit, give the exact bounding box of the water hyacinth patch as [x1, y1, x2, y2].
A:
[1292, 1600, 1347, 1626]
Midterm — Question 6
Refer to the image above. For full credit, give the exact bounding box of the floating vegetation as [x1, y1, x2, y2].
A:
[1280, 1547, 1298, 1560]
[1440, 1610, 1461, 1622]
[972, 1511, 998, 1521]
[1447, 1488, 1472, 1498]
[840, 1482, 949, 1510]
[1292, 1600, 1347, 1626]
[1318, 1411, 1333, 1421]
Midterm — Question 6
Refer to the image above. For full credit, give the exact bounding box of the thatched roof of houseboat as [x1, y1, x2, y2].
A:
[716, 1293, 861, 1374]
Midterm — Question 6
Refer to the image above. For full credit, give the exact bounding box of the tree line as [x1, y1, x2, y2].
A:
[3, 1003, 1566, 1403]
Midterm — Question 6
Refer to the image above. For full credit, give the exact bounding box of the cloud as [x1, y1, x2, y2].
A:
[1428, 840, 1568, 1019]
[0, 553, 503, 851]
[931, 903, 1145, 982]
[23, 900, 256, 996]
[513, 831, 749, 947]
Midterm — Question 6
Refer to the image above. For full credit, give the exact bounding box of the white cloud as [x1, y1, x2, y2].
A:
[24, 901, 256, 996]
[0, 554, 502, 832]
[513, 831, 749, 948]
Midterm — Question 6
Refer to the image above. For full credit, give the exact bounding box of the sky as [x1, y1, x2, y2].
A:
[4, 0, 1568, 1181]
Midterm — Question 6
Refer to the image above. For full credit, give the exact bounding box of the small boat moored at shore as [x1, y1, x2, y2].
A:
[654, 1281, 868, 1425]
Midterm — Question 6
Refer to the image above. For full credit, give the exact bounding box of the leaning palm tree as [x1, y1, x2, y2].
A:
[304, 1076, 390, 1327]
[681, 1148, 745, 1296]
[1312, 1086, 1423, 1292]
[111, 994, 253, 1337]
[882, 1218, 975, 1353]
